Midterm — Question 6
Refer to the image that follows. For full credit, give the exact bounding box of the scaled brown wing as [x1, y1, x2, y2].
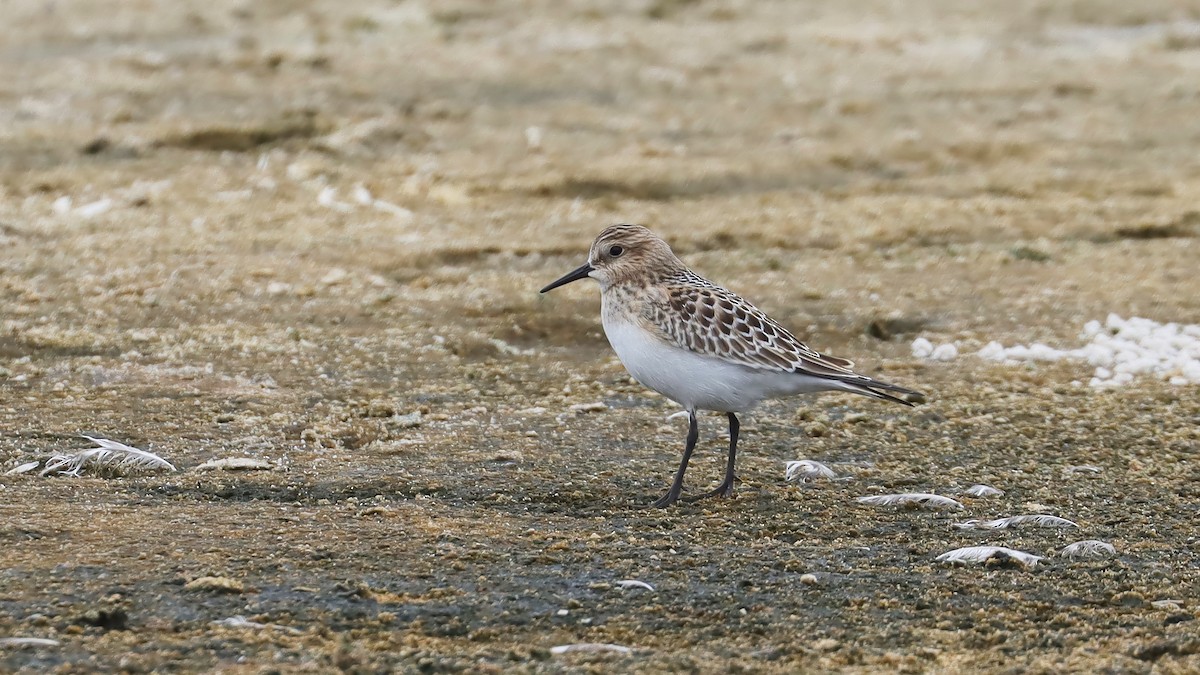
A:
[644, 284, 859, 378]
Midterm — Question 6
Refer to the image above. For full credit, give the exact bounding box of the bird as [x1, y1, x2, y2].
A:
[540, 224, 922, 507]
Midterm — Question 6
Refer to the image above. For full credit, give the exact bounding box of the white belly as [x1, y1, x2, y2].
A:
[601, 312, 837, 412]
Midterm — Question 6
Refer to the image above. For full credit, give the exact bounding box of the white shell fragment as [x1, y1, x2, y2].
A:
[488, 338, 535, 357]
[193, 457, 275, 472]
[785, 460, 837, 482]
[212, 615, 303, 634]
[1065, 465, 1102, 475]
[615, 580, 655, 592]
[568, 402, 607, 413]
[76, 198, 114, 219]
[936, 546, 1044, 568]
[371, 199, 414, 221]
[953, 515, 1078, 530]
[41, 436, 176, 477]
[213, 615, 268, 630]
[964, 484, 1004, 497]
[1059, 540, 1117, 559]
[856, 493, 963, 509]
[550, 643, 633, 656]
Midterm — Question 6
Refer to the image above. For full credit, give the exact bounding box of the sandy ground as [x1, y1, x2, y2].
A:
[3, 0, 1200, 671]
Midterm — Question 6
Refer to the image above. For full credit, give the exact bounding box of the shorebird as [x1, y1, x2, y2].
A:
[541, 224, 921, 507]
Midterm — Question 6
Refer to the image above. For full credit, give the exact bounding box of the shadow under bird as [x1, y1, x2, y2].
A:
[541, 224, 922, 508]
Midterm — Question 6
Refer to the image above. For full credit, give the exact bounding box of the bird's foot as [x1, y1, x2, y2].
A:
[649, 488, 683, 509]
[683, 480, 736, 503]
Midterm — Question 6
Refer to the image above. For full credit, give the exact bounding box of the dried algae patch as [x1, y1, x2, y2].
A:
[156, 111, 332, 152]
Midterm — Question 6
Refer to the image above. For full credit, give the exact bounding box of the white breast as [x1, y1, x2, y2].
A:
[601, 304, 838, 413]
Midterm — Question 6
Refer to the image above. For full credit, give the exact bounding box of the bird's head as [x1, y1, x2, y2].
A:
[540, 224, 682, 293]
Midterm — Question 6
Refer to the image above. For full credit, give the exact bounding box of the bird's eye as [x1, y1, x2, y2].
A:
[608, 245, 624, 257]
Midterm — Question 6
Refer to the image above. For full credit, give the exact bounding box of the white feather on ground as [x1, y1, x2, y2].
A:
[4, 461, 40, 476]
[0, 637, 61, 647]
[615, 580, 654, 591]
[856, 493, 963, 509]
[193, 457, 274, 472]
[40, 436, 176, 477]
[964, 484, 1004, 497]
[952, 515, 1078, 530]
[212, 615, 303, 634]
[785, 460, 836, 482]
[936, 546, 1044, 568]
[1059, 540, 1116, 559]
[1151, 599, 1184, 610]
[550, 643, 633, 655]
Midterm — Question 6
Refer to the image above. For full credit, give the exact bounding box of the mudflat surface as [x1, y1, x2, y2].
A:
[2, 0, 1200, 672]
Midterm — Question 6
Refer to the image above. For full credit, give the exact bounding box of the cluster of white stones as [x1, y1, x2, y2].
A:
[915, 315, 1200, 388]
[910, 337, 957, 361]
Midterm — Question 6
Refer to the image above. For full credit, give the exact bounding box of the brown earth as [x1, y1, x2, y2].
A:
[2, 0, 1200, 672]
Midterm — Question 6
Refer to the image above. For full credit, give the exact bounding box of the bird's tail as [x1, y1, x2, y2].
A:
[832, 376, 924, 406]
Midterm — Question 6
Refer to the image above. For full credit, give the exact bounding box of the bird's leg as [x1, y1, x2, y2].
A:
[651, 410, 699, 508]
[685, 412, 740, 502]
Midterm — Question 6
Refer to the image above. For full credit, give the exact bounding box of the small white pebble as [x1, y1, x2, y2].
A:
[913, 338, 957, 361]
[352, 184, 373, 204]
[320, 268, 348, 285]
[931, 343, 958, 361]
[525, 126, 543, 150]
[799, 574, 818, 586]
[317, 186, 354, 212]
[911, 338, 933, 358]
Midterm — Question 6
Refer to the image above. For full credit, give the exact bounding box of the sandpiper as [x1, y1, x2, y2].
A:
[541, 224, 921, 507]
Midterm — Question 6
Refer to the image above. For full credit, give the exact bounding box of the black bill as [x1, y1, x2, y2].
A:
[539, 262, 594, 293]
